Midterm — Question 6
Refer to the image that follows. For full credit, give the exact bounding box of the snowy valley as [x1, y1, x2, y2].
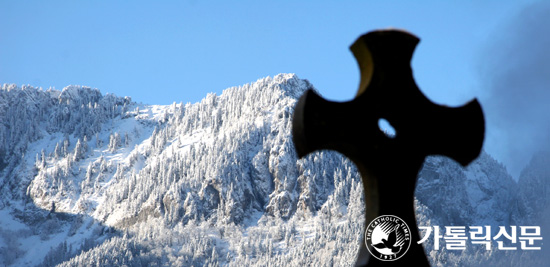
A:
[0, 74, 548, 266]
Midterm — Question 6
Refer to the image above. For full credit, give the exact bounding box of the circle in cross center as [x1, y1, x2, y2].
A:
[364, 215, 411, 261]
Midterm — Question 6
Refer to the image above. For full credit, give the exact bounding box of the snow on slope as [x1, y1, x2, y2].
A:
[0, 74, 548, 266]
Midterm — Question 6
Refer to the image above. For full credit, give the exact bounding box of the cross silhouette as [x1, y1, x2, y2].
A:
[292, 29, 485, 266]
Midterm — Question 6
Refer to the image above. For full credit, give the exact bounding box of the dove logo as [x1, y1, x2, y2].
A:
[365, 215, 411, 261]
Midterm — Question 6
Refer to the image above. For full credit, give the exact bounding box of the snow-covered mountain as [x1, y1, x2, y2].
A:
[0, 74, 547, 266]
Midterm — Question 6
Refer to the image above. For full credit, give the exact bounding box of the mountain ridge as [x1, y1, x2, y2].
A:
[0, 74, 547, 266]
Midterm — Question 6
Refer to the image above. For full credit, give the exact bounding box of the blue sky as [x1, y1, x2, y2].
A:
[2, 0, 548, 178]
[0, 1, 527, 104]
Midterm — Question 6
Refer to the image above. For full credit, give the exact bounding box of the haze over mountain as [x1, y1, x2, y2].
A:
[0, 74, 547, 266]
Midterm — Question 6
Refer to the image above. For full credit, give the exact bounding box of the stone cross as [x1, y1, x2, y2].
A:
[292, 30, 485, 266]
